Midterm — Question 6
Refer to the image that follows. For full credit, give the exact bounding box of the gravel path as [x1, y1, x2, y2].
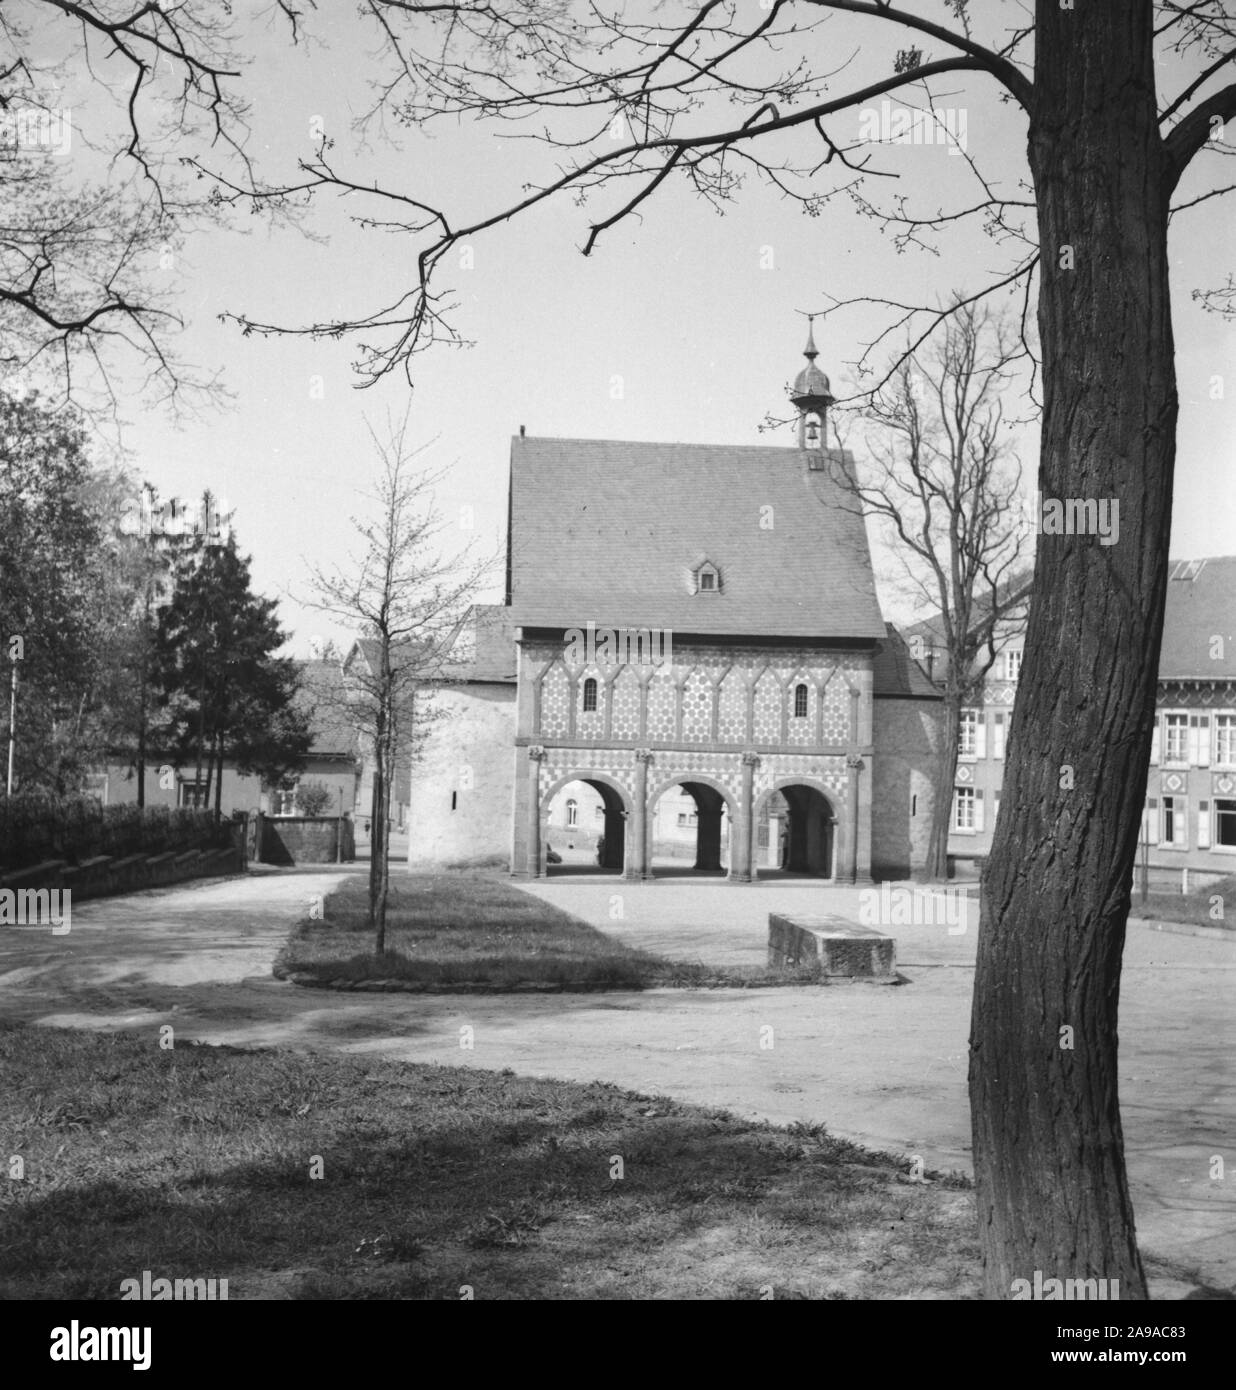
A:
[1, 868, 1232, 1296]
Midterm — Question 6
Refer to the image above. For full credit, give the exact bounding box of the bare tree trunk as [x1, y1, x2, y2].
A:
[193, 668, 207, 806]
[927, 691, 962, 881]
[369, 755, 391, 953]
[136, 586, 150, 809]
[203, 731, 216, 809]
[213, 736, 224, 826]
[969, 0, 1169, 1300]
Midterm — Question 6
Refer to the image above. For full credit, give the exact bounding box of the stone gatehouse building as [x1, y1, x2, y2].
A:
[408, 332, 943, 881]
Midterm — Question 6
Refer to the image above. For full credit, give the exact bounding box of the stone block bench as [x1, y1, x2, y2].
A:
[768, 913, 897, 980]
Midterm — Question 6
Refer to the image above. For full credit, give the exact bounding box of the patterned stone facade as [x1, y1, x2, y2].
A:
[511, 638, 876, 882]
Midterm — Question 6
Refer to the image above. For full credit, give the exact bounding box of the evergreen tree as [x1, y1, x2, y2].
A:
[154, 530, 310, 819]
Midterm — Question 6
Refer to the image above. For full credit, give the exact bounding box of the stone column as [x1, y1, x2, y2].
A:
[693, 788, 723, 871]
[629, 749, 653, 881]
[844, 752, 862, 884]
[526, 745, 545, 878]
[734, 751, 759, 883]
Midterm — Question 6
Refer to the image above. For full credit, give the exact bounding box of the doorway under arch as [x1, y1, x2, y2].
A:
[543, 776, 626, 875]
[757, 782, 837, 879]
[647, 778, 733, 878]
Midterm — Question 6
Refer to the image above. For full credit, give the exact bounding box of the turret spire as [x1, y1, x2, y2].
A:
[789, 316, 834, 450]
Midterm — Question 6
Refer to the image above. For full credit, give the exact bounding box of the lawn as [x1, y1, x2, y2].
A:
[0, 1024, 976, 1300]
[1132, 873, 1236, 930]
[275, 872, 832, 990]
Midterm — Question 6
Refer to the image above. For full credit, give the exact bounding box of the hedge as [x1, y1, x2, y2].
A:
[0, 791, 232, 873]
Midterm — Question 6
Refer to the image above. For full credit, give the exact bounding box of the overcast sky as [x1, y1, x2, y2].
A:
[41, 2, 1236, 650]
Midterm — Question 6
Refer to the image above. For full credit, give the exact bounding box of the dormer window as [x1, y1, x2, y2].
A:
[693, 561, 721, 594]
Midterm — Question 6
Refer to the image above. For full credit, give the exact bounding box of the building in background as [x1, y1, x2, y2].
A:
[909, 556, 1236, 888]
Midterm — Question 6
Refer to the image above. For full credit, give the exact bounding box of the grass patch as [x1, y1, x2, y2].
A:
[276, 872, 832, 991]
[0, 1024, 977, 1300]
[1133, 874, 1236, 930]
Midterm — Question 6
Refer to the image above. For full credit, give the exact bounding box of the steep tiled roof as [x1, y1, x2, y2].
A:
[296, 660, 360, 758]
[1160, 557, 1236, 680]
[346, 637, 430, 679]
[507, 436, 886, 640]
[902, 557, 1236, 685]
[435, 605, 517, 683]
[903, 567, 1034, 649]
[873, 624, 943, 700]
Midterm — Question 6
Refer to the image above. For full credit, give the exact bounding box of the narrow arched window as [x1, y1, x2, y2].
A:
[566, 799, 578, 827]
[794, 683, 808, 718]
[583, 677, 598, 712]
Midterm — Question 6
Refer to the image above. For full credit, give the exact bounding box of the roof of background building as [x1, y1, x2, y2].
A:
[295, 659, 361, 758]
[901, 568, 1034, 650]
[1160, 557, 1236, 680]
[872, 623, 943, 700]
[436, 605, 518, 684]
[507, 436, 887, 641]
[899, 557, 1236, 685]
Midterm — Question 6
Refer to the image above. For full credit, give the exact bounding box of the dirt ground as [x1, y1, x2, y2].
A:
[0, 867, 1232, 1297]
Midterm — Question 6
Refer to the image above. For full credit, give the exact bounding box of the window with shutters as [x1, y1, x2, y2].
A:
[1217, 800, 1236, 849]
[958, 709, 980, 758]
[1004, 649, 1022, 682]
[953, 786, 976, 831]
[1163, 712, 1189, 764]
[1215, 714, 1236, 768]
[1161, 796, 1186, 848]
[1189, 714, 1211, 767]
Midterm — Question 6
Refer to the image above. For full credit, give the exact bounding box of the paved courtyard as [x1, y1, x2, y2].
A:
[0, 868, 1232, 1296]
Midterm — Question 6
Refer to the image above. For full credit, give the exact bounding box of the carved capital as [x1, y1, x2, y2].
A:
[634, 748, 655, 764]
[527, 745, 546, 762]
[846, 752, 863, 770]
[741, 750, 761, 767]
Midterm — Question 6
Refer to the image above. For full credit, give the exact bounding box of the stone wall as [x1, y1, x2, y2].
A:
[871, 696, 945, 880]
[407, 683, 518, 868]
[259, 815, 354, 865]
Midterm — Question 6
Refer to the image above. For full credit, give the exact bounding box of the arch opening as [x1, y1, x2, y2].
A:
[647, 779, 733, 879]
[544, 777, 625, 875]
[757, 782, 837, 879]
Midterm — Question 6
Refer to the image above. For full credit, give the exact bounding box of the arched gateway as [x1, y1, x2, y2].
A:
[404, 327, 942, 882]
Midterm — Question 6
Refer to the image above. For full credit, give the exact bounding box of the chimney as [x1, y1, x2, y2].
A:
[519, 424, 526, 438]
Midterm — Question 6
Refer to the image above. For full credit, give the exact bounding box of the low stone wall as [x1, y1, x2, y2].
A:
[259, 815, 355, 865]
[0, 845, 244, 903]
[768, 913, 897, 980]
